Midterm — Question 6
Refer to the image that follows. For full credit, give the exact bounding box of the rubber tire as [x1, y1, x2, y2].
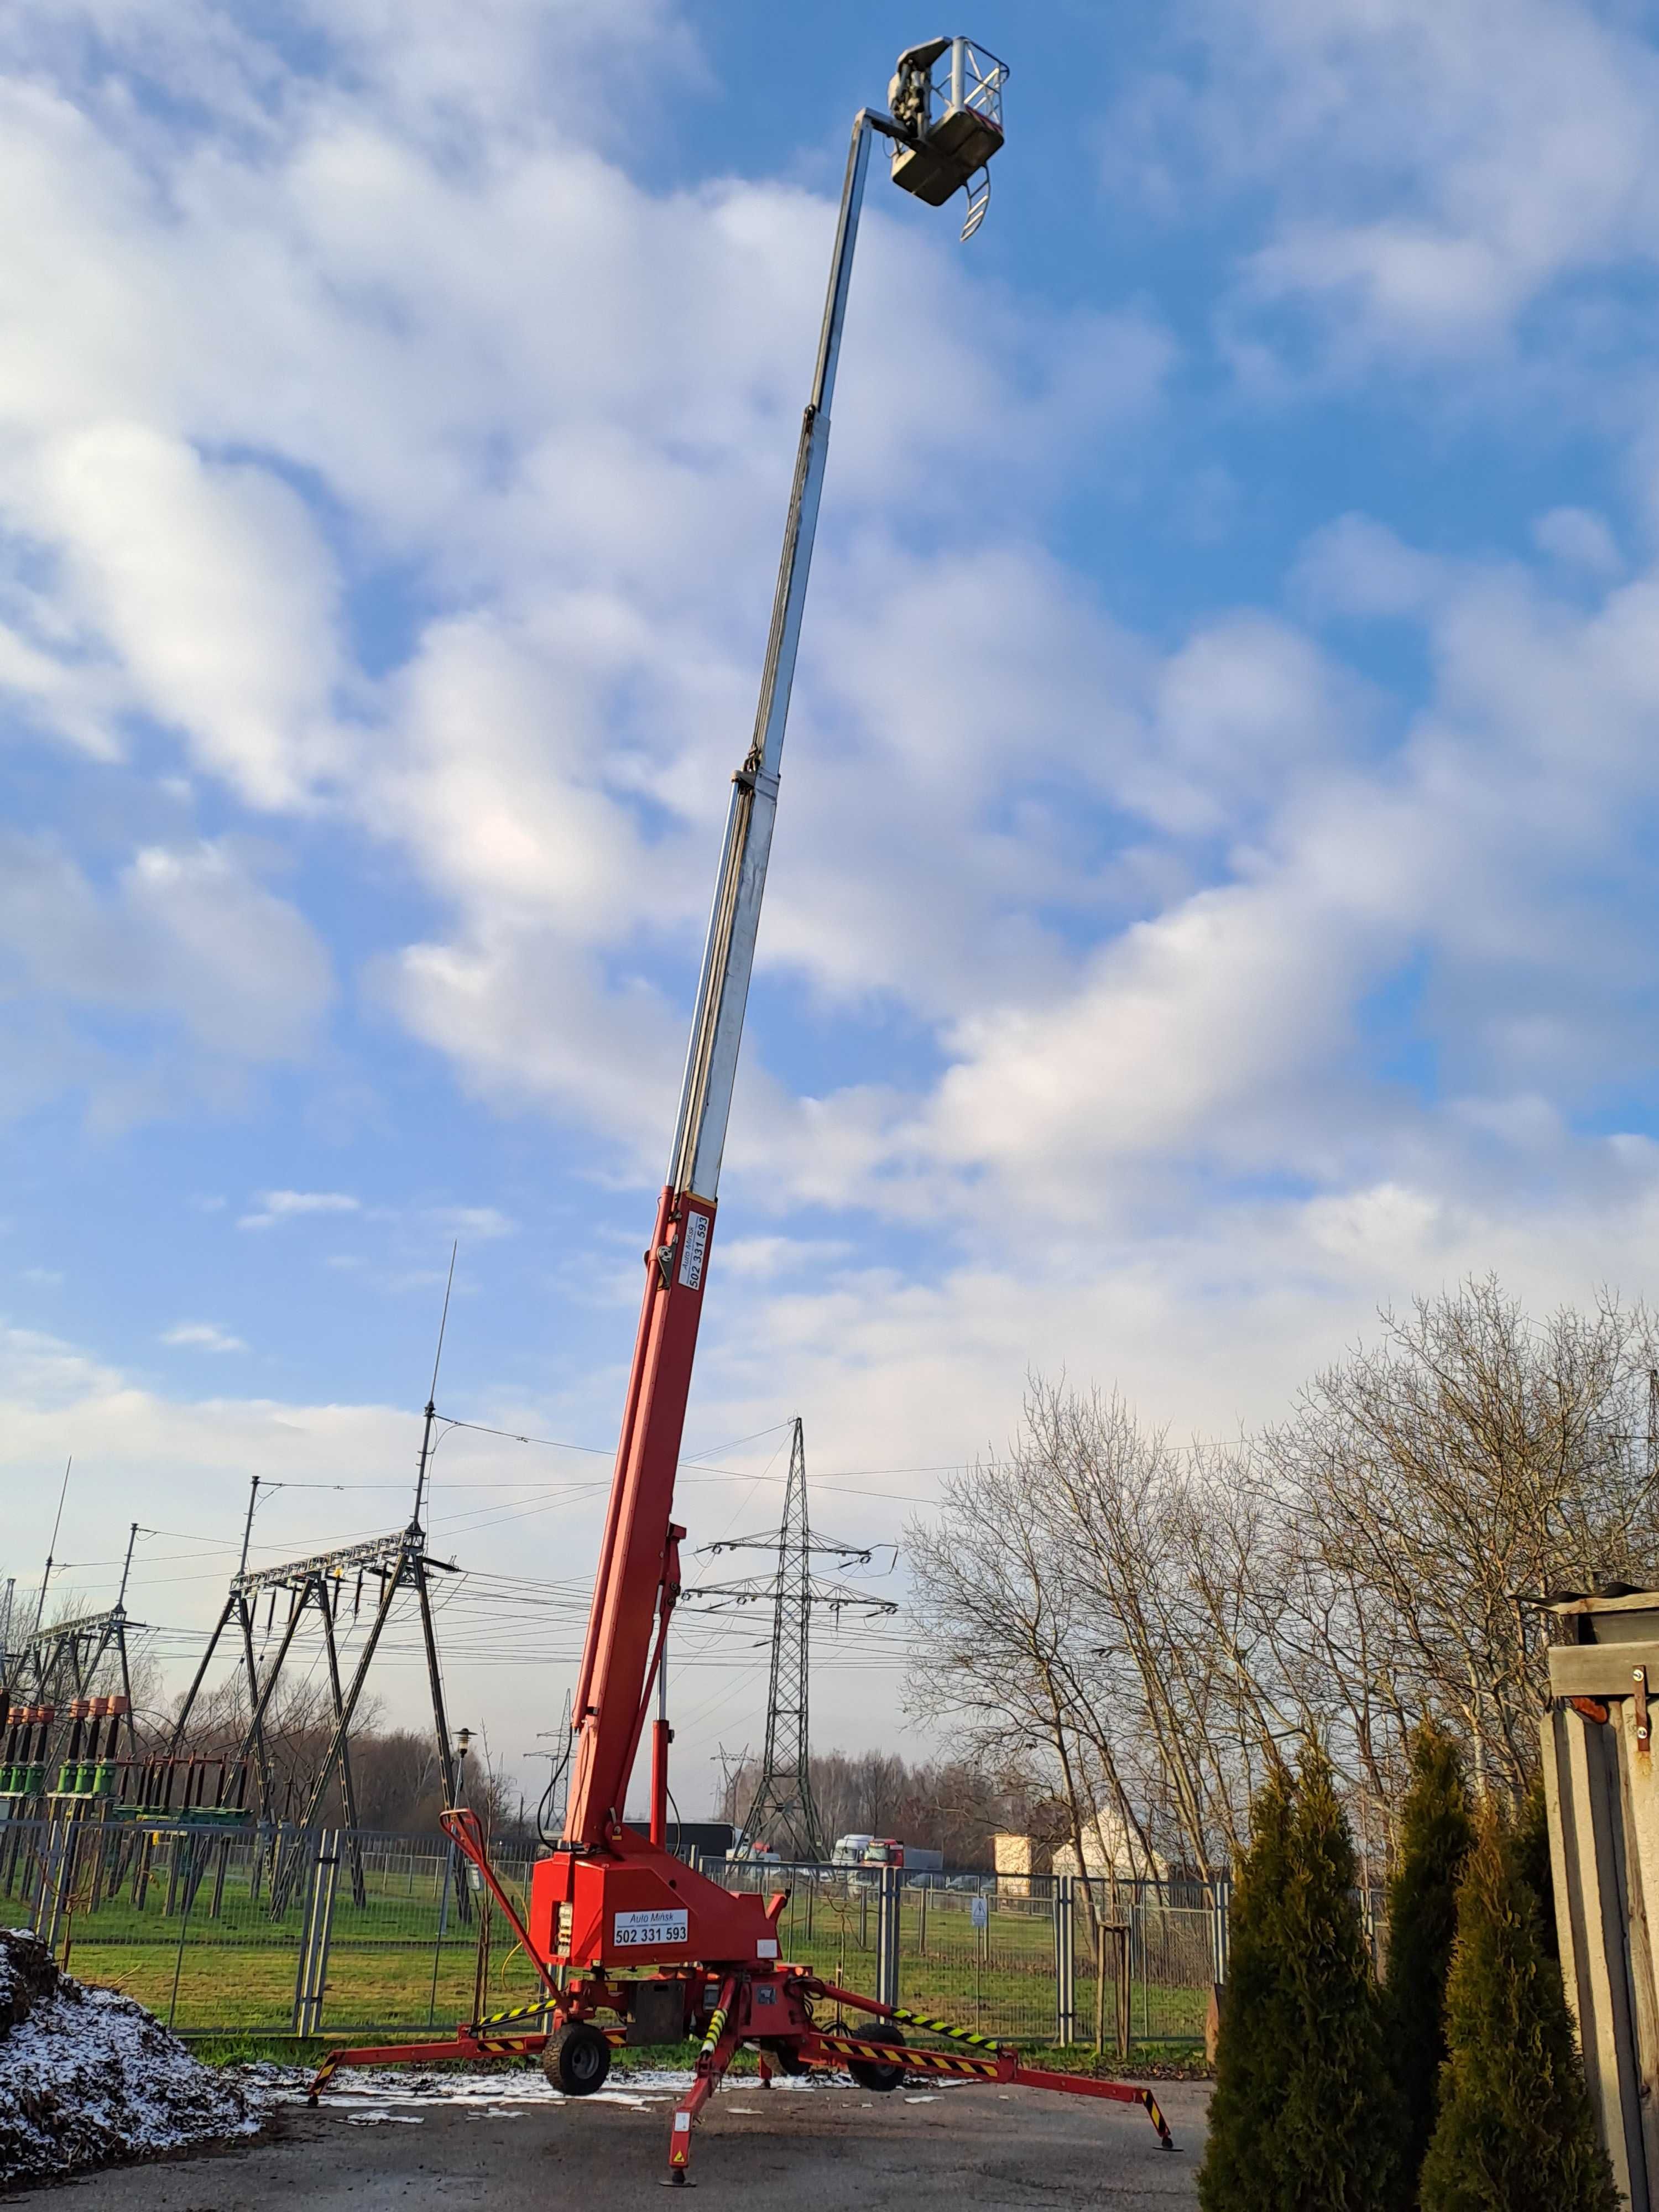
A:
[846, 2020, 906, 2093]
[542, 2021, 612, 2096]
[769, 2043, 811, 2077]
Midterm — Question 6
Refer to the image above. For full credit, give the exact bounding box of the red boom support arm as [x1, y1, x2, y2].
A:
[563, 1187, 712, 1848]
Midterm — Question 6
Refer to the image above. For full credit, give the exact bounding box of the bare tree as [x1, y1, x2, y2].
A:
[904, 1448, 1116, 1882]
[1266, 1278, 1659, 1799]
[903, 1281, 1659, 1882]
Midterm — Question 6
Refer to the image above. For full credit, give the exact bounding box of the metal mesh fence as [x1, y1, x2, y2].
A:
[2, 1818, 312, 2031]
[3, 1822, 1373, 2048]
[316, 1833, 547, 2033]
[706, 1859, 881, 1992]
[898, 1877, 1062, 2046]
[1128, 1902, 1213, 2043]
[706, 1864, 1220, 2049]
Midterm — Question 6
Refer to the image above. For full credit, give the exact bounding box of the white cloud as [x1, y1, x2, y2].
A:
[33, 424, 349, 807]
[372, 926, 684, 1159]
[160, 1321, 248, 1354]
[0, 835, 333, 1109]
[716, 1235, 852, 1282]
[1532, 506, 1623, 576]
[0, 0, 1184, 1171]
[1112, 0, 1659, 359]
[238, 1189, 361, 1229]
[426, 1206, 517, 1241]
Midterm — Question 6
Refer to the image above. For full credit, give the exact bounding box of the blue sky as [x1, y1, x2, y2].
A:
[6, 0, 1659, 1809]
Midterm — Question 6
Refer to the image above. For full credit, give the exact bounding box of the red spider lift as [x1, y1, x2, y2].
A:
[309, 35, 1178, 2183]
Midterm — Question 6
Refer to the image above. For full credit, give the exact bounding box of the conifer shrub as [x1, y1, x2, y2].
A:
[1198, 1761, 1295, 2212]
[1383, 1724, 1475, 2203]
[1418, 1803, 1616, 2212]
[1199, 1744, 1396, 2211]
[1278, 1740, 1399, 2207]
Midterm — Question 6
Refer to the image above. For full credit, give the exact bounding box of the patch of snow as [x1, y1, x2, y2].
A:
[241, 2055, 868, 2125]
[0, 1928, 257, 2185]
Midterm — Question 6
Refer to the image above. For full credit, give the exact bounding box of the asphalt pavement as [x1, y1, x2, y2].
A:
[8, 2072, 1208, 2210]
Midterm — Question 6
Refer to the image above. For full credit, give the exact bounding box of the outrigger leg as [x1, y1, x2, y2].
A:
[666, 1973, 741, 2185]
[801, 1986, 1178, 2154]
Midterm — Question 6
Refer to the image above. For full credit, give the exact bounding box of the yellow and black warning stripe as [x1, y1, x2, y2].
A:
[1140, 2087, 1172, 2145]
[895, 2048, 997, 2078]
[891, 2007, 1003, 2051]
[473, 1999, 550, 2030]
[820, 2036, 995, 2078]
[824, 2036, 909, 2067]
[700, 2004, 728, 2058]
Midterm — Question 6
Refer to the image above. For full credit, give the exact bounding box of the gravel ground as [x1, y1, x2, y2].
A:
[2, 2065, 1208, 2209]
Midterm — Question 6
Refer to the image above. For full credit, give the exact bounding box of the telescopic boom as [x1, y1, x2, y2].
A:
[562, 39, 1006, 1855]
[560, 118, 875, 1847]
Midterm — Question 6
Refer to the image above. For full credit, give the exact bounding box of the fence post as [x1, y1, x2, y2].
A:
[875, 1868, 900, 2010]
[1209, 1872, 1230, 1987]
[1054, 1875, 1076, 2045]
[292, 1829, 340, 2036]
[1115, 1922, 1132, 2058]
[165, 1832, 207, 2029]
[40, 1817, 79, 1958]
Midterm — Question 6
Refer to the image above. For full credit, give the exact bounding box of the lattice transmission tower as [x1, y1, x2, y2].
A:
[684, 1417, 894, 1862]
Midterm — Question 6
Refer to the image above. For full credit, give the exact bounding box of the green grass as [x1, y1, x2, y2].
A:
[64, 1927, 1207, 2048]
[60, 1933, 550, 2033]
[9, 1850, 1211, 2054]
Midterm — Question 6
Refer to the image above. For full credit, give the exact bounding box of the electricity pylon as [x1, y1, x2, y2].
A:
[683, 1418, 894, 1862]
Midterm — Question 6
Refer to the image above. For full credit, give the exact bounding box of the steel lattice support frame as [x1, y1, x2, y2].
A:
[1, 1606, 143, 1808]
[166, 1521, 465, 1915]
[685, 1418, 894, 1863]
[742, 1420, 824, 1861]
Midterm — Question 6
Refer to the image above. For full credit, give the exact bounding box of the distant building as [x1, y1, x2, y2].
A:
[1051, 1806, 1168, 1884]
[993, 1831, 1041, 1896]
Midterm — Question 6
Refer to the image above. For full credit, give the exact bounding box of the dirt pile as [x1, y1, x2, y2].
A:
[0, 1925, 259, 2183]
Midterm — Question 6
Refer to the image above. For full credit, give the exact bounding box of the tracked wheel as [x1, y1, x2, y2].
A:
[846, 2020, 906, 2093]
[543, 2021, 612, 2096]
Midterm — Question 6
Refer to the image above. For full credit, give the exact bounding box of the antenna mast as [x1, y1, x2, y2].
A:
[32, 1455, 72, 1639]
[413, 1241, 458, 1532]
[116, 1521, 140, 1610]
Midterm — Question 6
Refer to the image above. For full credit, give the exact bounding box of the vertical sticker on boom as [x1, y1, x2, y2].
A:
[677, 1210, 709, 1291]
